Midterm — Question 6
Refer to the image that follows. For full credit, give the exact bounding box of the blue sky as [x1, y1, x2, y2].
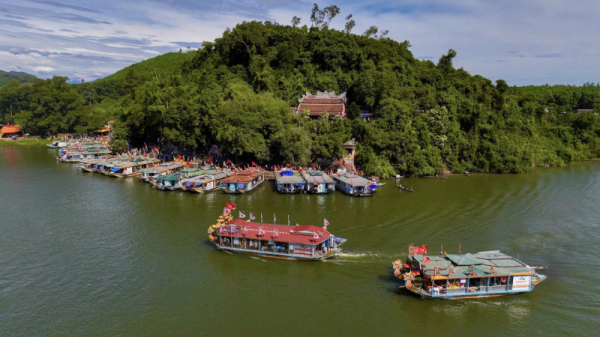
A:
[0, 0, 598, 86]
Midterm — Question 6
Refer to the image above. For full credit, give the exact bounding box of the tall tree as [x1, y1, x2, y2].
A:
[344, 14, 355, 34]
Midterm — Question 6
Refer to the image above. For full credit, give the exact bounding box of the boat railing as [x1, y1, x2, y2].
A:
[445, 288, 467, 295]
[488, 285, 507, 293]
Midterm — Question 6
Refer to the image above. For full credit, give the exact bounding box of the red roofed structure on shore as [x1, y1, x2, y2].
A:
[208, 215, 347, 260]
[292, 91, 347, 119]
[0, 125, 22, 138]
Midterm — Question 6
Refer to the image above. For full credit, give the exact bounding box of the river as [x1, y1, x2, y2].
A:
[1, 146, 599, 336]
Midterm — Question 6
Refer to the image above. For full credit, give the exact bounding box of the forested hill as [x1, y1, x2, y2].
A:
[1, 20, 599, 177]
[90, 52, 195, 99]
[0, 70, 37, 87]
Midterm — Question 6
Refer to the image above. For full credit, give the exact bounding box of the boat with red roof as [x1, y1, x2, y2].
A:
[208, 210, 346, 260]
[219, 168, 265, 194]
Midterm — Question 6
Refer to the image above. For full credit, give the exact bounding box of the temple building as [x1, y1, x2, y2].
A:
[292, 91, 347, 119]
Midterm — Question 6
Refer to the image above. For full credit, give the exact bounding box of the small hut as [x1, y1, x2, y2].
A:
[0, 125, 22, 138]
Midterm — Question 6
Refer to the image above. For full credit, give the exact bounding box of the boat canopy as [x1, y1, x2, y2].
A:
[218, 219, 330, 245]
[411, 251, 536, 279]
[335, 173, 371, 187]
[276, 172, 305, 185]
[302, 170, 334, 184]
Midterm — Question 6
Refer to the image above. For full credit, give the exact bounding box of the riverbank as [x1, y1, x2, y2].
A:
[0, 138, 51, 146]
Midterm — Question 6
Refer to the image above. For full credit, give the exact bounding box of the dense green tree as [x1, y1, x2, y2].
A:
[1, 19, 599, 179]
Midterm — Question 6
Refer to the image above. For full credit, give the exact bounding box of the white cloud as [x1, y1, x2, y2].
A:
[0, 0, 598, 85]
[32, 66, 55, 72]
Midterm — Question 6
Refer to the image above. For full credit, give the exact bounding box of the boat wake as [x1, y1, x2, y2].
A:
[336, 251, 396, 259]
[249, 256, 267, 262]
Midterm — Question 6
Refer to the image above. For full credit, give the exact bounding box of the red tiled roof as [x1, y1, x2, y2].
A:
[219, 219, 330, 245]
[221, 169, 264, 183]
[298, 103, 344, 115]
[0, 125, 21, 134]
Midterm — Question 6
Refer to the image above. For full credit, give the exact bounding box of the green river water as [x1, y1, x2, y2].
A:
[1, 146, 599, 336]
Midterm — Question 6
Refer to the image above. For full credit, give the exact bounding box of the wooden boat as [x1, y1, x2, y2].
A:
[220, 169, 265, 194]
[98, 157, 140, 175]
[155, 168, 205, 190]
[332, 173, 378, 197]
[50, 139, 104, 149]
[107, 158, 161, 178]
[397, 184, 414, 192]
[275, 169, 306, 194]
[301, 170, 335, 194]
[207, 214, 346, 260]
[76, 157, 114, 172]
[138, 162, 185, 182]
[57, 148, 112, 163]
[392, 246, 547, 300]
[182, 170, 230, 193]
[92, 157, 128, 173]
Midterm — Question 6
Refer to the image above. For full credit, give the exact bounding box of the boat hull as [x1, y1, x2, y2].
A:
[215, 245, 341, 261]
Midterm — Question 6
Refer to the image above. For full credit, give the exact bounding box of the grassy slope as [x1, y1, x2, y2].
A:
[0, 71, 38, 88]
[0, 139, 51, 146]
[94, 52, 196, 85]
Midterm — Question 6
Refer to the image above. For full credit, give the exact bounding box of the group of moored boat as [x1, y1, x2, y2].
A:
[275, 169, 379, 196]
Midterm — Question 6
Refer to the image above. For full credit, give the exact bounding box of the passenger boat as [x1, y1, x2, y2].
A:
[274, 169, 306, 194]
[92, 157, 128, 173]
[138, 162, 185, 182]
[332, 173, 378, 197]
[301, 170, 335, 194]
[220, 169, 265, 194]
[99, 157, 140, 175]
[155, 168, 205, 190]
[76, 157, 113, 172]
[182, 170, 230, 193]
[207, 214, 346, 260]
[59, 143, 106, 155]
[392, 245, 547, 299]
[108, 158, 161, 178]
[57, 148, 112, 163]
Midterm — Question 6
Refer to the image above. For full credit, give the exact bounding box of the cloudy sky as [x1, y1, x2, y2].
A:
[0, 0, 598, 85]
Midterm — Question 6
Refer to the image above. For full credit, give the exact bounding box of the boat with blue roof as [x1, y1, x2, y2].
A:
[274, 169, 306, 193]
[392, 245, 547, 299]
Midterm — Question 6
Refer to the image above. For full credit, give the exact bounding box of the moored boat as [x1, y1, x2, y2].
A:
[155, 167, 205, 190]
[108, 158, 161, 178]
[76, 157, 114, 172]
[220, 169, 265, 194]
[182, 170, 230, 193]
[332, 173, 378, 197]
[57, 148, 112, 163]
[274, 169, 306, 193]
[207, 213, 346, 260]
[138, 162, 185, 182]
[392, 245, 547, 299]
[301, 170, 335, 194]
